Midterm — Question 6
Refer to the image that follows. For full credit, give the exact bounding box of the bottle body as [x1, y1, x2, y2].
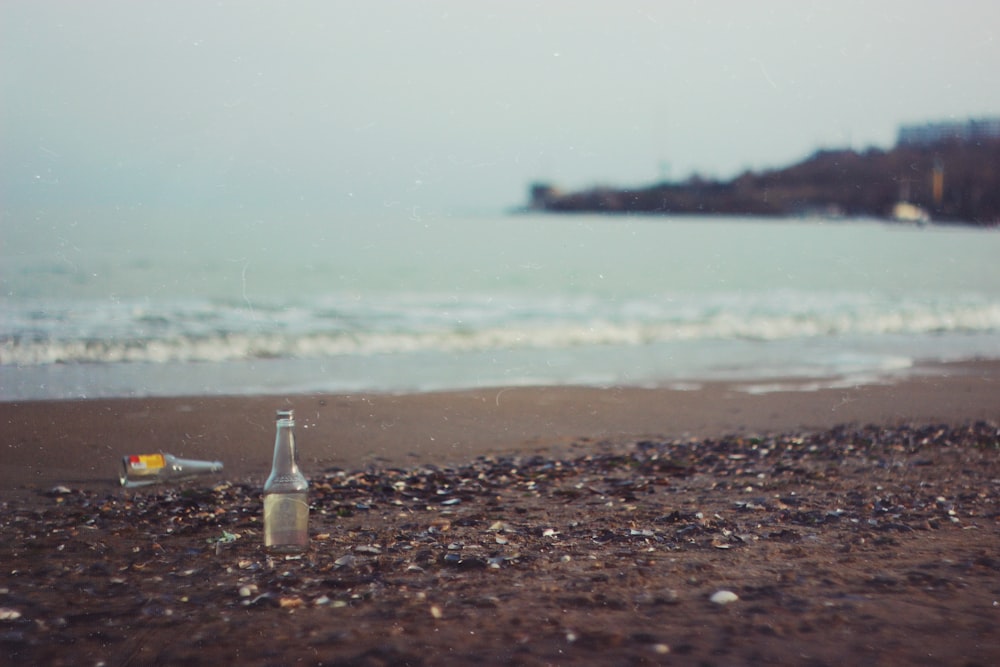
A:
[120, 453, 223, 488]
[263, 409, 309, 553]
[263, 490, 309, 552]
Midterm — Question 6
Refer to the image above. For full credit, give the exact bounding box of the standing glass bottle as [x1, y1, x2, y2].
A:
[263, 409, 309, 553]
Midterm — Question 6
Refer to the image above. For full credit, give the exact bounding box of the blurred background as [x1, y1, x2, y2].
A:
[2, 1, 999, 399]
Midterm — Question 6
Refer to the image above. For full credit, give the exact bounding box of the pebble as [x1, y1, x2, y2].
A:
[243, 593, 279, 609]
[334, 554, 356, 568]
[0, 608, 22, 621]
[710, 590, 739, 605]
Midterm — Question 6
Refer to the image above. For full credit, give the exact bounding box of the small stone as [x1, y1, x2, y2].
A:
[429, 518, 451, 532]
[645, 589, 679, 605]
[0, 608, 22, 621]
[243, 594, 279, 609]
[710, 590, 739, 605]
[429, 605, 443, 619]
[334, 554, 356, 568]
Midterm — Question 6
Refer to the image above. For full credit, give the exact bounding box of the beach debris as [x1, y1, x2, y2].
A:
[710, 590, 740, 605]
[429, 518, 452, 532]
[279, 596, 305, 609]
[119, 452, 223, 488]
[207, 530, 241, 544]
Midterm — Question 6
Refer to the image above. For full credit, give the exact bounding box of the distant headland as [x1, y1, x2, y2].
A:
[524, 117, 1000, 226]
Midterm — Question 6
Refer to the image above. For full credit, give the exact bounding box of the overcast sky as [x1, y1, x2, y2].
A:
[3, 1, 999, 219]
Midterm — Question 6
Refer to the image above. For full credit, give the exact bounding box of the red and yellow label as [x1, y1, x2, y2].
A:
[127, 454, 166, 473]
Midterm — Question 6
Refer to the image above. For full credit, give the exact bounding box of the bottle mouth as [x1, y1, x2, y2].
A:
[276, 409, 295, 424]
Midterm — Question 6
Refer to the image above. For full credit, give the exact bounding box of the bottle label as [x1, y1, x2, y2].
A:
[268, 474, 305, 486]
[127, 454, 166, 475]
[264, 494, 309, 549]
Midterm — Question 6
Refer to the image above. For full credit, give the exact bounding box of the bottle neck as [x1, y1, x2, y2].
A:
[271, 416, 300, 476]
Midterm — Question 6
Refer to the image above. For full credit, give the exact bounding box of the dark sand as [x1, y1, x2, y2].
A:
[3, 360, 999, 496]
[1, 360, 998, 665]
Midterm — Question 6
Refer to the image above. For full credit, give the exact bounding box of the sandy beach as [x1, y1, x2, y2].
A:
[4, 360, 999, 496]
[1, 360, 998, 665]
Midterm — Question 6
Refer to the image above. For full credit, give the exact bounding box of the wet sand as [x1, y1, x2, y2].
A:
[2, 360, 998, 495]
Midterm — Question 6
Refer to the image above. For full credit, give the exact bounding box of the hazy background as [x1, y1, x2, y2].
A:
[3, 1, 1000, 400]
[3, 0, 1000, 234]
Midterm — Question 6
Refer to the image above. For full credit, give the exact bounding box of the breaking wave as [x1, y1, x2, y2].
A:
[3, 291, 1000, 366]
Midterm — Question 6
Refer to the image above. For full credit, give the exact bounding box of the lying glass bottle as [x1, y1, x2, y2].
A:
[119, 453, 224, 488]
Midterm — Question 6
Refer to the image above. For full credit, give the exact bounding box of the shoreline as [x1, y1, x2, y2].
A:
[2, 359, 997, 498]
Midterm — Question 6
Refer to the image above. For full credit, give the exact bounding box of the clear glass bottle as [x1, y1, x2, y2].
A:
[120, 453, 223, 488]
[263, 409, 309, 553]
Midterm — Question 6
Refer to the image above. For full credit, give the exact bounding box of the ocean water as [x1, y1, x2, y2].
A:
[2, 212, 1000, 400]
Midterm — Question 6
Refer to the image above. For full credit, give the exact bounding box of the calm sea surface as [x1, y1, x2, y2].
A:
[3, 212, 999, 400]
